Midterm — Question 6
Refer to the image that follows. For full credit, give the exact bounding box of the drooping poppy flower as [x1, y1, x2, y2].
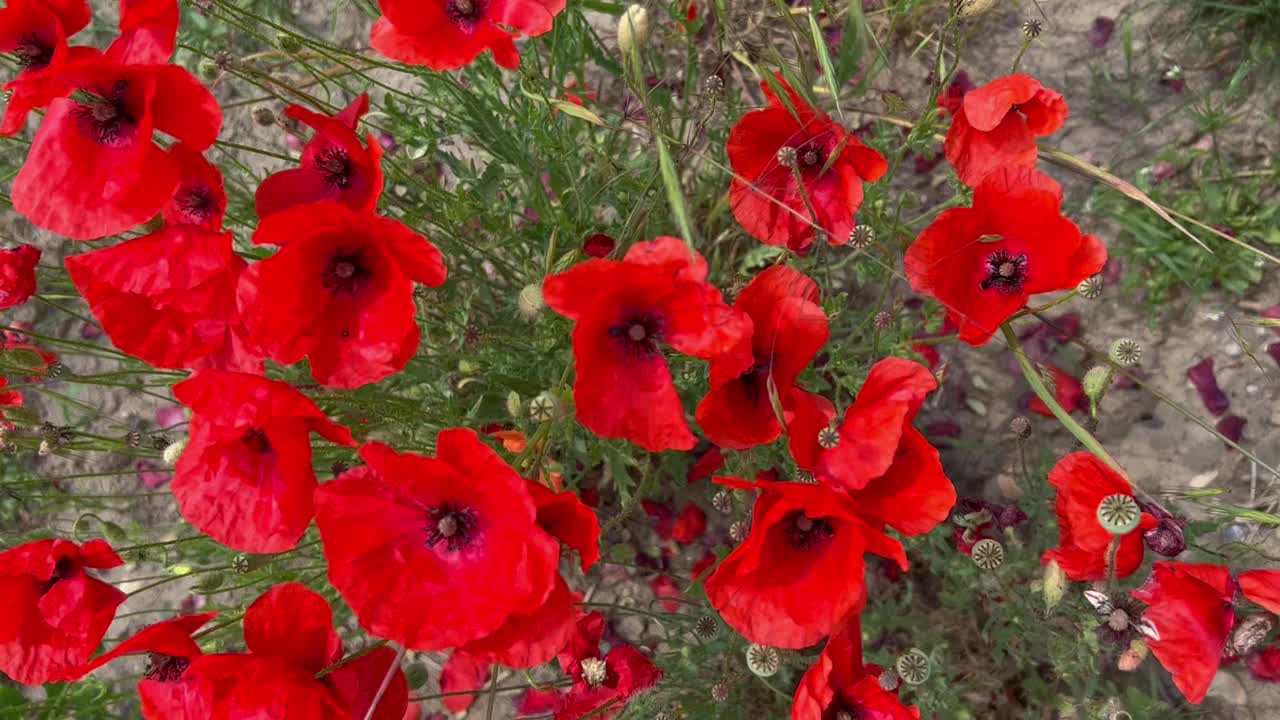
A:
[904, 166, 1107, 345]
[696, 265, 829, 449]
[171, 370, 356, 553]
[0, 244, 40, 310]
[162, 142, 227, 230]
[1042, 453, 1157, 581]
[65, 224, 262, 373]
[0, 538, 125, 686]
[1131, 562, 1236, 704]
[792, 615, 919, 720]
[314, 432, 560, 650]
[553, 612, 663, 720]
[256, 95, 384, 219]
[787, 358, 957, 538]
[727, 75, 887, 254]
[1027, 364, 1085, 416]
[106, 0, 180, 65]
[704, 476, 907, 648]
[371, 0, 566, 71]
[237, 200, 446, 389]
[940, 73, 1067, 187]
[139, 583, 408, 720]
[0, 0, 92, 136]
[543, 236, 750, 452]
[12, 56, 222, 240]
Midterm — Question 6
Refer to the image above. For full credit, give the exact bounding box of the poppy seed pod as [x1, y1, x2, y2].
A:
[617, 5, 650, 58]
[1096, 494, 1141, 535]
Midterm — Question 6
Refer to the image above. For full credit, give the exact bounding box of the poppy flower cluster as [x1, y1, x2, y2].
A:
[371, 0, 566, 71]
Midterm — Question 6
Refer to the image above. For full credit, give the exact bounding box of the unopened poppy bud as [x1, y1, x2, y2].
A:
[1096, 494, 1140, 535]
[1143, 516, 1186, 556]
[197, 60, 219, 82]
[1083, 366, 1113, 405]
[1232, 614, 1275, 655]
[1010, 415, 1032, 440]
[971, 538, 1004, 570]
[849, 224, 875, 249]
[1117, 639, 1148, 671]
[276, 32, 303, 54]
[517, 283, 544, 320]
[1109, 338, 1142, 367]
[745, 644, 780, 677]
[1043, 560, 1067, 609]
[162, 437, 188, 466]
[895, 648, 930, 685]
[580, 657, 608, 688]
[252, 107, 277, 126]
[955, 0, 996, 17]
[617, 5, 650, 57]
[506, 391, 523, 419]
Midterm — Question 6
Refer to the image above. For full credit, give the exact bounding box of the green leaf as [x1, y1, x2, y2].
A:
[656, 133, 696, 243]
[808, 12, 844, 122]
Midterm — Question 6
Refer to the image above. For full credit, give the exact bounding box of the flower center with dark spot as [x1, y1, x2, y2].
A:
[315, 147, 352, 189]
[979, 250, 1028, 294]
[446, 0, 486, 27]
[174, 186, 213, 222]
[785, 511, 833, 550]
[143, 653, 190, 683]
[241, 427, 272, 454]
[739, 356, 773, 405]
[425, 504, 478, 551]
[72, 81, 135, 147]
[14, 34, 54, 71]
[322, 252, 370, 296]
[36, 557, 74, 596]
[610, 312, 663, 358]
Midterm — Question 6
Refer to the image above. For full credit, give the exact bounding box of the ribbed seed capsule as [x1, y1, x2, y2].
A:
[745, 644, 780, 677]
[693, 615, 719, 640]
[971, 538, 1004, 570]
[850, 224, 875, 250]
[896, 649, 930, 685]
[1097, 494, 1141, 535]
[1110, 338, 1142, 367]
[1077, 275, 1103, 299]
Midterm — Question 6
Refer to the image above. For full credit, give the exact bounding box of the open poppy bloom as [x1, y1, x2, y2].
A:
[904, 166, 1107, 345]
[1042, 453, 1156, 581]
[704, 476, 908, 648]
[137, 583, 408, 720]
[1131, 563, 1236, 704]
[727, 75, 887, 254]
[12, 56, 222, 240]
[237, 201, 447, 388]
[552, 612, 663, 720]
[787, 357, 956, 538]
[371, 0, 566, 71]
[162, 142, 227, 230]
[0, 243, 40, 310]
[66, 224, 261, 373]
[314, 431, 560, 651]
[543, 236, 750, 452]
[0, 538, 125, 686]
[171, 370, 356, 553]
[940, 73, 1067, 187]
[792, 616, 919, 720]
[696, 265, 829, 450]
[256, 94, 384, 218]
[106, 0, 180, 65]
[0, 0, 91, 136]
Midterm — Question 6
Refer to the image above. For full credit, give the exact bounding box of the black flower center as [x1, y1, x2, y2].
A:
[143, 653, 191, 683]
[425, 504, 478, 551]
[36, 557, 74, 596]
[740, 355, 773, 406]
[173, 186, 213, 223]
[610, 312, 664, 358]
[446, 0, 487, 27]
[785, 512, 834, 551]
[979, 250, 1028, 294]
[315, 147, 352, 189]
[72, 81, 135, 147]
[241, 427, 272, 454]
[13, 33, 54, 71]
[322, 252, 371, 297]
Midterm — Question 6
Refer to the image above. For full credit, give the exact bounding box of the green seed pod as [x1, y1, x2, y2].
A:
[971, 538, 1004, 571]
[1077, 275, 1103, 299]
[895, 648, 931, 685]
[745, 644, 780, 677]
[1109, 338, 1142, 367]
[1096, 494, 1141, 535]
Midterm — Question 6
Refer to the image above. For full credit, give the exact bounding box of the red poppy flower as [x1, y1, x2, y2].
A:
[66, 224, 262, 373]
[371, 0, 566, 71]
[583, 233, 615, 258]
[0, 243, 40, 310]
[139, 584, 407, 720]
[0, 377, 24, 431]
[727, 75, 887, 254]
[787, 358, 956, 538]
[553, 612, 663, 720]
[704, 476, 907, 648]
[162, 142, 227, 230]
[905, 166, 1106, 345]
[696, 265, 829, 449]
[0, 0, 92, 136]
[12, 56, 222, 240]
[1042, 453, 1158, 581]
[687, 444, 724, 483]
[1028, 364, 1085, 416]
[940, 73, 1067, 187]
[256, 95, 384, 219]
[0, 538, 125, 686]
[792, 616, 919, 720]
[527, 480, 601, 573]
[1131, 562, 1236, 704]
[171, 370, 355, 553]
[543, 236, 750, 452]
[106, 0, 180, 65]
[669, 503, 707, 545]
[237, 201, 446, 388]
[1240, 570, 1280, 614]
[314, 432, 560, 650]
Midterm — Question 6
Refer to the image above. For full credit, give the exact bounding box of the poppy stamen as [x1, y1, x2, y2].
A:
[143, 653, 191, 683]
[36, 556, 74, 596]
[425, 504, 478, 551]
[446, 0, 486, 26]
[315, 147, 353, 189]
[322, 253, 370, 296]
[611, 312, 663, 358]
[785, 512, 834, 550]
[72, 81, 134, 147]
[14, 34, 54, 71]
[241, 427, 272, 454]
[979, 250, 1028, 293]
[174, 186, 213, 222]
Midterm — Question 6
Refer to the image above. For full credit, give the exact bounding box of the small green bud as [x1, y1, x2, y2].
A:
[1042, 559, 1067, 610]
[197, 60, 219, 82]
[1083, 365, 1113, 405]
[506, 390, 523, 420]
